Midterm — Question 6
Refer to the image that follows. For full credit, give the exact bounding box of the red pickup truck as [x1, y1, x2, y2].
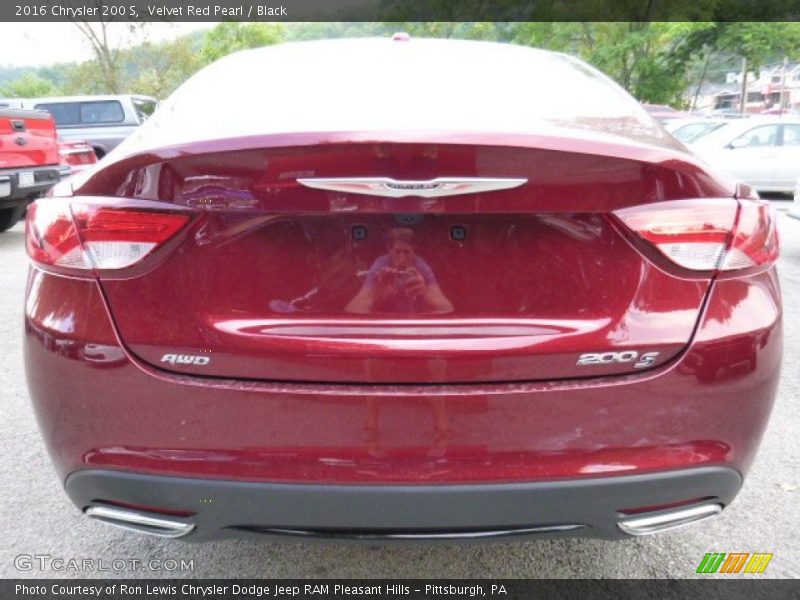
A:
[0, 108, 61, 232]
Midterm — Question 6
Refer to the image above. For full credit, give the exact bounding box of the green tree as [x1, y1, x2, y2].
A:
[126, 37, 204, 98]
[392, 22, 512, 41]
[71, 16, 149, 93]
[284, 22, 391, 41]
[200, 22, 284, 65]
[581, 23, 704, 104]
[61, 61, 108, 95]
[512, 22, 713, 105]
[677, 22, 800, 110]
[715, 22, 800, 67]
[0, 73, 60, 97]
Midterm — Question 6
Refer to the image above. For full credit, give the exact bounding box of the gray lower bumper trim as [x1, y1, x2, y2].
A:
[0, 165, 60, 203]
[230, 523, 587, 541]
[65, 466, 742, 542]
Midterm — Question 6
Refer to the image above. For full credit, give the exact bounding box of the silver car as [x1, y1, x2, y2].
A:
[689, 116, 800, 193]
[0, 95, 156, 159]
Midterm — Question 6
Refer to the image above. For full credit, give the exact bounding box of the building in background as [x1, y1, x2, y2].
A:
[692, 62, 800, 114]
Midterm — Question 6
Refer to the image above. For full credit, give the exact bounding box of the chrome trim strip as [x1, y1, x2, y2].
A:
[85, 506, 195, 538]
[617, 503, 722, 536]
[60, 148, 91, 156]
[296, 177, 527, 198]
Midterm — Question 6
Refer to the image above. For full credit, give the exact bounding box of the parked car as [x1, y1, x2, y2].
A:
[1, 95, 156, 159]
[24, 38, 781, 542]
[689, 116, 800, 193]
[641, 103, 691, 123]
[707, 108, 750, 119]
[663, 117, 726, 144]
[57, 139, 98, 177]
[0, 108, 61, 232]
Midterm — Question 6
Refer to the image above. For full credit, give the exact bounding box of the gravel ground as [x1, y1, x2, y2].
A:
[1, 205, 798, 579]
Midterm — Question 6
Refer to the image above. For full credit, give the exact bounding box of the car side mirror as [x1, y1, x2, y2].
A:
[729, 138, 749, 149]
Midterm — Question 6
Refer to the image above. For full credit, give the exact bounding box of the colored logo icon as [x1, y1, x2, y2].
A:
[697, 552, 773, 574]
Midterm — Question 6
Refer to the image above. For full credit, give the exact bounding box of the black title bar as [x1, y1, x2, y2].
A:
[5, 0, 800, 22]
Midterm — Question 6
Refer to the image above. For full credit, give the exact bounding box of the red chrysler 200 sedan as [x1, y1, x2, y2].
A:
[23, 38, 781, 541]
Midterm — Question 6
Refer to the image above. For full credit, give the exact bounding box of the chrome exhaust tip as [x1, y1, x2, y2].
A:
[85, 506, 195, 538]
[618, 503, 723, 536]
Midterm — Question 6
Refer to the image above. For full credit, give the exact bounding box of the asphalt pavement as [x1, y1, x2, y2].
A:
[1, 205, 798, 579]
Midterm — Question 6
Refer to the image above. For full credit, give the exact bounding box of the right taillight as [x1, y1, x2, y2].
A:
[26, 199, 191, 273]
[614, 198, 779, 274]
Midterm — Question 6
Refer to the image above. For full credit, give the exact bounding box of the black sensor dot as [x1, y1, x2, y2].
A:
[450, 225, 467, 241]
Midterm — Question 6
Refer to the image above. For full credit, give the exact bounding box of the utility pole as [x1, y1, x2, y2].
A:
[780, 56, 789, 111]
[739, 57, 748, 115]
[692, 53, 712, 112]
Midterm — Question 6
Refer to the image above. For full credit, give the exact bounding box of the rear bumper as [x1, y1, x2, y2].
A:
[0, 165, 60, 206]
[24, 266, 782, 539]
[67, 466, 740, 542]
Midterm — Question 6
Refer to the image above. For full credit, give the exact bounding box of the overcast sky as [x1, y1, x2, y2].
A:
[0, 22, 212, 68]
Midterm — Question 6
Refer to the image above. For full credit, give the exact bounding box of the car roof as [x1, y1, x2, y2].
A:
[120, 37, 682, 154]
[664, 117, 718, 130]
[13, 94, 156, 105]
[642, 103, 678, 112]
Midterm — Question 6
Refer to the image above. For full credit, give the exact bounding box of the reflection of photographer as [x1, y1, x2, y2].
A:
[346, 228, 454, 314]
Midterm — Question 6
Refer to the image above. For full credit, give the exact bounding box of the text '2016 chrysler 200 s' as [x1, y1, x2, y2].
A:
[24, 38, 781, 542]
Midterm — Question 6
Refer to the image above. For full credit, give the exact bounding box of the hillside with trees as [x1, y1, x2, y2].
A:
[2, 22, 799, 107]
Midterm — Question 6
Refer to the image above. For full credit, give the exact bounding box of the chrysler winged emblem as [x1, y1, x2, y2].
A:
[296, 177, 527, 198]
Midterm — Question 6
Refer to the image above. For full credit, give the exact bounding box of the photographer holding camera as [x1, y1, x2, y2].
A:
[345, 228, 454, 314]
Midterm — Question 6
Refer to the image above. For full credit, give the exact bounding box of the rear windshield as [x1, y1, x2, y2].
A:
[127, 39, 679, 152]
[34, 100, 125, 126]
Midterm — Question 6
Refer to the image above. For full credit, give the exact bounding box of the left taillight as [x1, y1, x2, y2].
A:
[26, 200, 190, 272]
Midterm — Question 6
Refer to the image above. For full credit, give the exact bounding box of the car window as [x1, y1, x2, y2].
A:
[34, 100, 124, 126]
[80, 101, 124, 124]
[35, 102, 80, 126]
[732, 125, 780, 148]
[132, 97, 157, 122]
[672, 122, 723, 143]
[781, 124, 800, 146]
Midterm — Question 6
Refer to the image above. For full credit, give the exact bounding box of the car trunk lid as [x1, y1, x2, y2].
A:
[85, 138, 732, 383]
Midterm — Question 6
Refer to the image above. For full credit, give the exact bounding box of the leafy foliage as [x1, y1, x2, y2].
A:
[127, 37, 204, 98]
[200, 22, 284, 65]
[3, 21, 800, 108]
[0, 73, 60, 97]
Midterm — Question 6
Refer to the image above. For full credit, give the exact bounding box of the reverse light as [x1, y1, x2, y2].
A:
[26, 200, 190, 271]
[613, 198, 779, 273]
